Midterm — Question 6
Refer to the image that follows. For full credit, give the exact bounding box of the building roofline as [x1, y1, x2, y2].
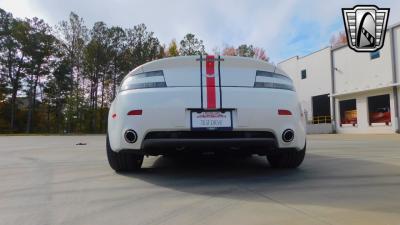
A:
[388, 21, 400, 30]
[299, 46, 331, 59]
[277, 56, 298, 65]
[278, 46, 331, 65]
[331, 43, 347, 51]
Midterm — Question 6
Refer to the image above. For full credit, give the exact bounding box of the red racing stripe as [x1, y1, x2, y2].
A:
[205, 55, 216, 109]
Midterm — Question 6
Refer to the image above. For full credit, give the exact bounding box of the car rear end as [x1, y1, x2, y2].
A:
[106, 56, 307, 171]
[108, 56, 306, 155]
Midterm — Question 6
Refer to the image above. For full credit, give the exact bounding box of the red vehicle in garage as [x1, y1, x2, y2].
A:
[369, 107, 391, 124]
[341, 110, 357, 126]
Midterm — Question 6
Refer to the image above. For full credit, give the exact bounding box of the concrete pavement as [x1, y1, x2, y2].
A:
[1, 134, 400, 225]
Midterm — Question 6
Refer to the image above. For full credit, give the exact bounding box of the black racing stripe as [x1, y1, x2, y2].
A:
[199, 55, 204, 109]
[218, 55, 223, 109]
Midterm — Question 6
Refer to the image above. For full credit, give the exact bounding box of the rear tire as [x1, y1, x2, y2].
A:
[267, 144, 306, 169]
[106, 134, 143, 172]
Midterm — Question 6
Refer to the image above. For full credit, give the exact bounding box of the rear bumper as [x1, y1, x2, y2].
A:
[143, 137, 276, 149]
[141, 131, 278, 155]
[122, 137, 278, 156]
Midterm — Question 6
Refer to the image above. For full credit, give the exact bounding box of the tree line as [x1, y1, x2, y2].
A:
[0, 8, 269, 133]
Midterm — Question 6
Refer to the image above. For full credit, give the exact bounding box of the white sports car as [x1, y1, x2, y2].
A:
[107, 55, 306, 171]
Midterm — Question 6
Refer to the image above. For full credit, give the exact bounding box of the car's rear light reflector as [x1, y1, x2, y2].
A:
[278, 109, 292, 115]
[127, 110, 142, 116]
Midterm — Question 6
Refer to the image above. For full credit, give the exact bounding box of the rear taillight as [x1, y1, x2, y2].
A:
[127, 110, 143, 116]
[278, 109, 292, 115]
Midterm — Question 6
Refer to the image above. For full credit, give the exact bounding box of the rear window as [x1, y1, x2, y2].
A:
[120, 70, 166, 91]
[254, 71, 295, 91]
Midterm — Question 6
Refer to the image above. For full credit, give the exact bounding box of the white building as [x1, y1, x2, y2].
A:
[278, 23, 400, 134]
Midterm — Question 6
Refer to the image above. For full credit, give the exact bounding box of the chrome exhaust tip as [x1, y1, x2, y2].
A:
[282, 129, 294, 142]
[124, 129, 138, 143]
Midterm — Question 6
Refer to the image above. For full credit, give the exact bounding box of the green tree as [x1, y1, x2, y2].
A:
[167, 39, 179, 57]
[43, 59, 72, 133]
[108, 26, 127, 99]
[125, 23, 161, 68]
[57, 12, 88, 132]
[24, 17, 56, 133]
[179, 33, 206, 56]
[0, 72, 7, 102]
[83, 21, 110, 132]
[0, 9, 12, 103]
[237, 44, 254, 57]
[0, 9, 30, 131]
[157, 44, 166, 59]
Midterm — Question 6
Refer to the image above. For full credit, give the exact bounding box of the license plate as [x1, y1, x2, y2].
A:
[191, 110, 232, 130]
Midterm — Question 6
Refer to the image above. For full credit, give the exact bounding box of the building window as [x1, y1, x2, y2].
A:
[370, 51, 380, 60]
[339, 99, 357, 126]
[368, 94, 391, 125]
[301, 69, 306, 79]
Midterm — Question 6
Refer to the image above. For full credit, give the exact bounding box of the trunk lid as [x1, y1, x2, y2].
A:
[139, 56, 279, 87]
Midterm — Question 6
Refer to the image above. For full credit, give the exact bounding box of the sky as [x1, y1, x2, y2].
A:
[1, 0, 399, 63]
